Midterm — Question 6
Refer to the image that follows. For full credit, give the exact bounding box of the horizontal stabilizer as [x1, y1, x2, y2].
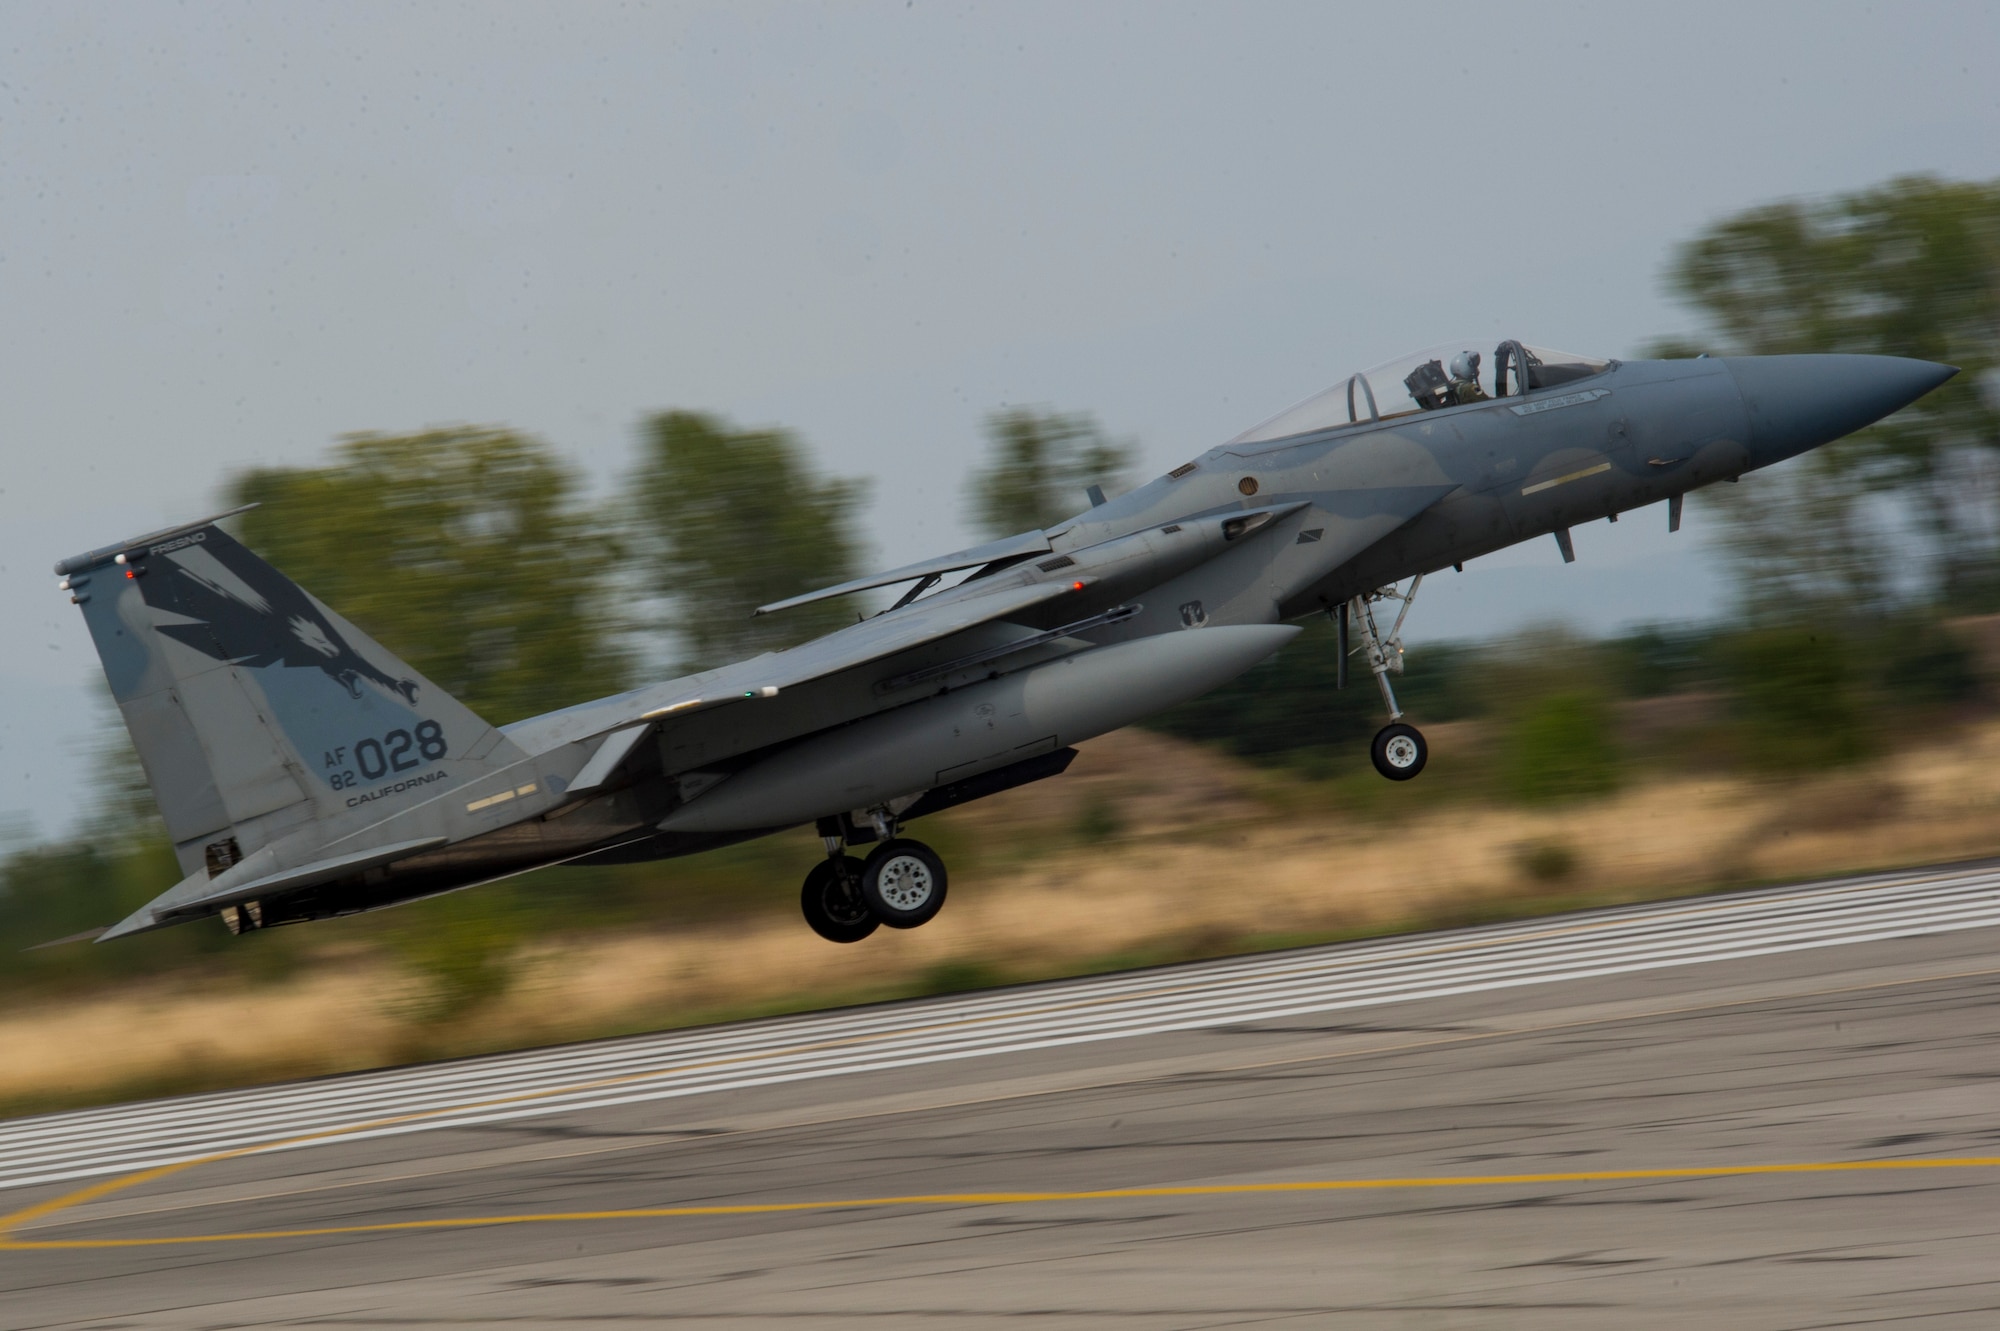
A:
[185, 836, 449, 912]
[99, 836, 449, 939]
[754, 527, 1051, 616]
[24, 927, 109, 951]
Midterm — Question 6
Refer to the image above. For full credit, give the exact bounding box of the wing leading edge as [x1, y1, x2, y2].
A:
[752, 527, 1052, 616]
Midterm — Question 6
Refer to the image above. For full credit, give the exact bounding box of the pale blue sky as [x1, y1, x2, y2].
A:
[5, 1, 1999, 836]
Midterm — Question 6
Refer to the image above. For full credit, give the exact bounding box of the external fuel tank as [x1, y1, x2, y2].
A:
[659, 623, 1299, 833]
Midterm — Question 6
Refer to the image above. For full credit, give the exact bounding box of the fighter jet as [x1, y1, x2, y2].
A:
[59, 341, 1953, 944]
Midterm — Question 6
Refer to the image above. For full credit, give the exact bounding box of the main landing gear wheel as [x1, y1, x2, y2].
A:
[861, 838, 948, 929]
[1371, 722, 1428, 781]
[801, 856, 878, 944]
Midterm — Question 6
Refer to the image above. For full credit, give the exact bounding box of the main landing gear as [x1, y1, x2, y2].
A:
[800, 856, 876, 944]
[1338, 575, 1430, 782]
[799, 811, 950, 943]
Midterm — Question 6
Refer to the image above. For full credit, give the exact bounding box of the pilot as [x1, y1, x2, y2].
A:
[1448, 350, 1488, 405]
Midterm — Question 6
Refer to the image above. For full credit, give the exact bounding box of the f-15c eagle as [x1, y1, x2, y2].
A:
[58, 342, 1953, 944]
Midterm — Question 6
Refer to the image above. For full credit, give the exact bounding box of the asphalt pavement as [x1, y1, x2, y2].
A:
[7, 864, 2000, 1328]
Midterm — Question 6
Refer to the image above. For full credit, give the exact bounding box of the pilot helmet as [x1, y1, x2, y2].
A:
[1450, 350, 1482, 382]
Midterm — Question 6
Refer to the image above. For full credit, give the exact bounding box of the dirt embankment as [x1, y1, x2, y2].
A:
[10, 723, 2000, 1115]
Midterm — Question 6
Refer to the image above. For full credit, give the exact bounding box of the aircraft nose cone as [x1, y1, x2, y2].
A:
[1725, 354, 1957, 466]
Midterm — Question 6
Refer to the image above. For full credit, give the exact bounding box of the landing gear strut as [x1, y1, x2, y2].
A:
[800, 810, 950, 941]
[1339, 575, 1430, 781]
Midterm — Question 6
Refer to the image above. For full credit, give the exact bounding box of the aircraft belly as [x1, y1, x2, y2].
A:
[658, 624, 1299, 833]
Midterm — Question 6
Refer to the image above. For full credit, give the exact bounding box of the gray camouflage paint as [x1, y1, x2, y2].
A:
[59, 351, 1954, 938]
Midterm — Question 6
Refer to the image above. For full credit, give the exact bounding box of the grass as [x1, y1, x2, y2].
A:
[15, 719, 2000, 1122]
[0, 854, 1804, 1125]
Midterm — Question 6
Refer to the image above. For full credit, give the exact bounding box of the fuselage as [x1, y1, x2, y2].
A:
[540, 354, 1954, 849]
[560, 352, 1947, 850]
[86, 350, 1956, 935]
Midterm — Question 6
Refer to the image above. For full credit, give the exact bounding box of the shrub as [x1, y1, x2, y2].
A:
[1721, 627, 1871, 770]
[1515, 839, 1580, 884]
[1501, 692, 1621, 804]
[1073, 796, 1123, 844]
[387, 894, 525, 1023]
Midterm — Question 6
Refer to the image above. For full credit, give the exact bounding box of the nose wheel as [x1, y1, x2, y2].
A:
[1370, 722, 1428, 781]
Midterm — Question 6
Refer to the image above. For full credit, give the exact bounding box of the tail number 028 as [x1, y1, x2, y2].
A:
[342, 720, 447, 785]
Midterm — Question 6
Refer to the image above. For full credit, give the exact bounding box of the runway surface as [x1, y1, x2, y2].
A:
[7, 862, 2000, 1327]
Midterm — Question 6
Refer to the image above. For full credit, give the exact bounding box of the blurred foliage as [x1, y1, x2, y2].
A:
[1707, 450, 1899, 618]
[1072, 795, 1123, 844]
[1602, 624, 1714, 699]
[632, 411, 870, 668]
[231, 427, 630, 725]
[1876, 613, 1981, 707]
[1147, 619, 1482, 764]
[964, 407, 1134, 538]
[1667, 175, 2000, 610]
[1719, 627, 1873, 771]
[0, 837, 241, 995]
[1515, 839, 1579, 885]
[0, 691, 295, 992]
[1502, 691, 1620, 804]
[384, 890, 527, 1023]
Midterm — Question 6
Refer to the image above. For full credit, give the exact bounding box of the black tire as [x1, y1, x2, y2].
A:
[1370, 722, 1428, 781]
[860, 838, 948, 929]
[801, 856, 878, 943]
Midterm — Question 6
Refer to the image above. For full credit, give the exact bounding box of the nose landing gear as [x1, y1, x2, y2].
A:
[800, 812, 950, 941]
[1339, 575, 1430, 781]
[1370, 721, 1428, 781]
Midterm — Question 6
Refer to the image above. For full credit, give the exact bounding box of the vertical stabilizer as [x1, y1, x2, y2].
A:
[57, 513, 523, 876]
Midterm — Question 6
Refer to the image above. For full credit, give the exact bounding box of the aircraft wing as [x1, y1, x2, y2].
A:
[753, 527, 1051, 615]
[645, 575, 1088, 720]
[508, 572, 1094, 756]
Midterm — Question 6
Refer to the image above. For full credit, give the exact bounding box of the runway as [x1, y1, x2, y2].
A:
[7, 863, 2000, 1326]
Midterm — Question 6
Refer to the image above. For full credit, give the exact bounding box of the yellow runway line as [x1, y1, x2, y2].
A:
[0, 907, 1732, 1248]
[8, 1157, 2000, 1250]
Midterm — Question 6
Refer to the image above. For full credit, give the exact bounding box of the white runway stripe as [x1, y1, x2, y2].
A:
[5, 864, 1986, 1153]
[5, 864, 2000, 1194]
[7, 867, 1992, 1167]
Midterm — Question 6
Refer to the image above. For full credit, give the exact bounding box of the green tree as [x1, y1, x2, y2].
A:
[1720, 626, 1872, 771]
[1502, 691, 1621, 805]
[1665, 176, 2000, 607]
[1703, 444, 1898, 619]
[963, 407, 1134, 538]
[631, 411, 870, 668]
[229, 426, 630, 725]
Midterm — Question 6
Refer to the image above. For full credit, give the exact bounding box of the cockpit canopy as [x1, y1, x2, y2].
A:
[1230, 340, 1612, 446]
